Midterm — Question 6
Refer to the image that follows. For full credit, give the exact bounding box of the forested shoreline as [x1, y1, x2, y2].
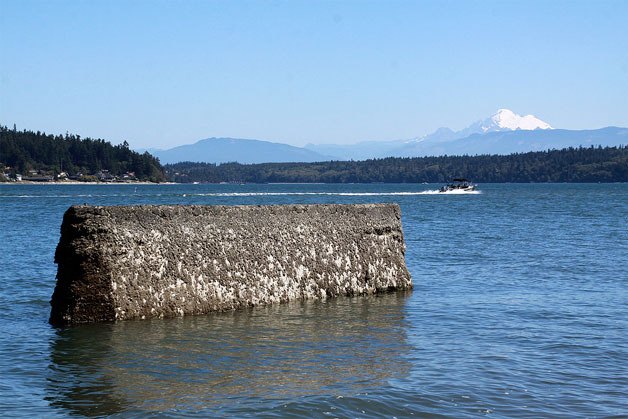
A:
[2, 125, 626, 184]
[166, 146, 628, 183]
[0, 125, 166, 182]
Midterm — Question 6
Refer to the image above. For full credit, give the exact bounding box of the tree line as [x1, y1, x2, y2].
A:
[165, 146, 628, 183]
[2, 124, 625, 184]
[0, 125, 166, 182]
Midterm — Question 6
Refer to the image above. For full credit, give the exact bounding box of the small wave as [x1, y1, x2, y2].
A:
[0, 194, 121, 198]
[432, 189, 482, 195]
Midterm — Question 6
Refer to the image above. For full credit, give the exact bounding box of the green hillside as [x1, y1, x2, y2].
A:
[0, 125, 165, 182]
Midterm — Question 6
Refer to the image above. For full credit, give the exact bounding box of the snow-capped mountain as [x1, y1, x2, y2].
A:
[468, 108, 552, 133]
[395, 127, 628, 158]
[399, 109, 552, 149]
[391, 110, 624, 157]
[306, 109, 555, 158]
[307, 109, 624, 159]
[413, 108, 552, 144]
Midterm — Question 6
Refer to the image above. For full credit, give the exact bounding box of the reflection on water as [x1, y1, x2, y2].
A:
[46, 292, 412, 415]
[46, 324, 129, 416]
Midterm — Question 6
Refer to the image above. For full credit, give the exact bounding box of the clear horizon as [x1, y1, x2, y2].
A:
[2, 0, 627, 149]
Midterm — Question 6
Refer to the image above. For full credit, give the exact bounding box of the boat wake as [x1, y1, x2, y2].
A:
[430, 189, 482, 195]
[189, 191, 481, 197]
[2, 190, 482, 199]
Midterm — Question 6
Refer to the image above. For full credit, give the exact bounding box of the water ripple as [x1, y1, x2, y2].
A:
[1, 183, 627, 416]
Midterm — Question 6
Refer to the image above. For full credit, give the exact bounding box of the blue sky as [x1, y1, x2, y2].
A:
[1, 0, 627, 149]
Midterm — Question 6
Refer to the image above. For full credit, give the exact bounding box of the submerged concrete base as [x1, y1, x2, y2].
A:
[50, 204, 412, 326]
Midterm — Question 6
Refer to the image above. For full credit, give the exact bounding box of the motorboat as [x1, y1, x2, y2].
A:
[439, 178, 476, 193]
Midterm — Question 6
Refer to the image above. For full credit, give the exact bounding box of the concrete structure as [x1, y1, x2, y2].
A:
[50, 204, 412, 326]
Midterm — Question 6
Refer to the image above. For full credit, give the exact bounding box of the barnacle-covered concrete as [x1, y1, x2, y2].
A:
[50, 204, 412, 326]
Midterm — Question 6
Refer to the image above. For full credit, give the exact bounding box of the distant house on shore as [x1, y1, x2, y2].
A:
[97, 170, 115, 182]
[22, 175, 53, 182]
[121, 171, 137, 181]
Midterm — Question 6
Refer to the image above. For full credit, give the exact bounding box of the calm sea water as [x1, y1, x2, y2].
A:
[0, 183, 626, 417]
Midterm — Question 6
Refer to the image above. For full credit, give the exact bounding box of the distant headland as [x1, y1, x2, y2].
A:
[0, 125, 166, 184]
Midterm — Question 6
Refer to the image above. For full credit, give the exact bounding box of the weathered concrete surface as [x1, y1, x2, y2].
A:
[50, 204, 412, 326]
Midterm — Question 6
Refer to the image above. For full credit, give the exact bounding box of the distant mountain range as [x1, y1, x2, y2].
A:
[393, 126, 628, 157]
[140, 109, 627, 164]
[305, 108, 558, 159]
[141, 137, 333, 165]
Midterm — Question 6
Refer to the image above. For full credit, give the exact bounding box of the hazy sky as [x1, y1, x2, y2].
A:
[2, 0, 627, 149]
